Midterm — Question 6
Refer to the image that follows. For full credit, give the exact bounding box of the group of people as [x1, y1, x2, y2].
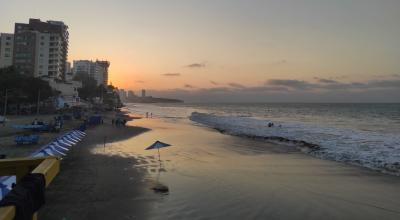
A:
[31, 116, 63, 132]
[145, 112, 153, 118]
[112, 118, 127, 127]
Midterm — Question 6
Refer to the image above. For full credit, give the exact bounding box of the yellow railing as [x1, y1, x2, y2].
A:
[0, 156, 60, 220]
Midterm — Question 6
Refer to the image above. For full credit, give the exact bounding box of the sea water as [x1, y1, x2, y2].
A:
[127, 103, 400, 175]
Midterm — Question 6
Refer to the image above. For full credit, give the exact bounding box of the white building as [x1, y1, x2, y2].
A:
[0, 33, 14, 68]
[13, 19, 69, 80]
[46, 78, 82, 107]
[73, 60, 93, 75]
[73, 60, 109, 86]
[35, 32, 50, 78]
[65, 61, 71, 73]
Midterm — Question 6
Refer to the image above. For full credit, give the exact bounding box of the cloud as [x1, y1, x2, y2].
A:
[135, 80, 145, 83]
[185, 63, 206, 68]
[228, 83, 246, 89]
[146, 78, 400, 103]
[162, 73, 181, 77]
[210, 80, 220, 85]
[184, 84, 196, 89]
[317, 78, 339, 84]
[266, 79, 316, 90]
[265, 78, 400, 91]
[270, 59, 287, 65]
[367, 80, 400, 88]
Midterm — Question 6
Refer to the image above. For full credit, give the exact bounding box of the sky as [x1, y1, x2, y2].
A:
[1, 0, 399, 102]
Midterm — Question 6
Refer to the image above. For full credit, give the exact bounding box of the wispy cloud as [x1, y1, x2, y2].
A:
[185, 63, 206, 68]
[266, 79, 315, 90]
[270, 59, 287, 65]
[210, 80, 220, 85]
[228, 82, 246, 89]
[162, 73, 181, 77]
[184, 84, 196, 89]
[265, 78, 400, 91]
[316, 78, 339, 84]
[135, 80, 145, 83]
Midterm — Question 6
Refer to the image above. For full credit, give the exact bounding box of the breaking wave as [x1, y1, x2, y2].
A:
[190, 112, 400, 175]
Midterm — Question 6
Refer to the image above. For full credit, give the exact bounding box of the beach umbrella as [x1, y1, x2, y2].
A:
[145, 141, 171, 161]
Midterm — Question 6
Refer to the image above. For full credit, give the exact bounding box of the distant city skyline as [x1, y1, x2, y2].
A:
[1, 0, 399, 102]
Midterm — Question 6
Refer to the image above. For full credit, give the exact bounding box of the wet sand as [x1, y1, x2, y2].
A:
[39, 121, 154, 219]
[40, 117, 400, 220]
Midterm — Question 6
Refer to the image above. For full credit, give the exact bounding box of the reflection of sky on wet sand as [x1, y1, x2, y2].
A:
[91, 118, 400, 220]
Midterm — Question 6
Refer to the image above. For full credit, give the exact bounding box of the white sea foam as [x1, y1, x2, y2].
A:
[190, 112, 400, 175]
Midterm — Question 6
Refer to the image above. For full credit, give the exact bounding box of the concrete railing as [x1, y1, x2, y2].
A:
[0, 156, 60, 220]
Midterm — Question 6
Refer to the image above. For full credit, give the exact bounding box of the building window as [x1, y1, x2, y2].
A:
[6, 36, 11, 40]
[5, 42, 10, 46]
[4, 53, 10, 57]
[5, 48, 11, 52]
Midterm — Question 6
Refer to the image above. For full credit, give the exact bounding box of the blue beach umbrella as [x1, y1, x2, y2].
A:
[145, 141, 171, 161]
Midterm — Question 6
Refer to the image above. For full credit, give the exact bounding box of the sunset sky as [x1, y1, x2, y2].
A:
[1, 0, 399, 102]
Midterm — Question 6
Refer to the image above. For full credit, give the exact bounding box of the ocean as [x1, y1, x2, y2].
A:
[127, 103, 400, 175]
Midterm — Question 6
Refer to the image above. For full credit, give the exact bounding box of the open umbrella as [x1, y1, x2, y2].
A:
[145, 141, 171, 161]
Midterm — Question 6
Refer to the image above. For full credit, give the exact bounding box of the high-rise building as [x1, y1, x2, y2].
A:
[73, 60, 94, 75]
[0, 33, 14, 68]
[119, 89, 127, 100]
[127, 90, 135, 98]
[141, 89, 146, 97]
[65, 61, 71, 73]
[13, 19, 69, 80]
[95, 60, 110, 86]
[72, 60, 110, 86]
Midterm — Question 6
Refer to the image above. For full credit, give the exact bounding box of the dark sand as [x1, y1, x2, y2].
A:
[38, 122, 155, 220]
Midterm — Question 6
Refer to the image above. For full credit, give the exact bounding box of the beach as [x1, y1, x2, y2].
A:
[38, 110, 400, 220]
[0, 114, 82, 158]
[38, 118, 152, 219]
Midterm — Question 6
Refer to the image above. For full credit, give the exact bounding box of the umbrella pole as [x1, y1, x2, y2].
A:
[158, 148, 161, 161]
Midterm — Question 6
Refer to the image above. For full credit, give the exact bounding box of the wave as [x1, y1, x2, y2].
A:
[189, 112, 400, 176]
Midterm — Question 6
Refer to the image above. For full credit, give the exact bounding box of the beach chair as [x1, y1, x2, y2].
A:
[15, 135, 40, 145]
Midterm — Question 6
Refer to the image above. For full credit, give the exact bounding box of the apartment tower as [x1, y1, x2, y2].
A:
[0, 33, 14, 68]
[13, 19, 69, 80]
